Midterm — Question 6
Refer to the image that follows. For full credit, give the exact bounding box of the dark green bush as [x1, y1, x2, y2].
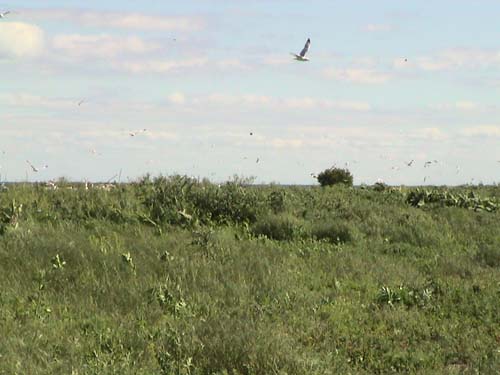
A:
[251, 214, 304, 241]
[267, 190, 287, 214]
[373, 182, 389, 192]
[317, 167, 353, 187]
[139, 175, 262, 225]
[475, 243, 500, 267]
[310, 220, 353, 244]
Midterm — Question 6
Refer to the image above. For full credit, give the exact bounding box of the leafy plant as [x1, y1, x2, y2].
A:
[0, 199, 23, 234]
[121, 252, 136, 271]
[251, 214, 304, 241]
[377, 284, 435, 308]
[317, 167, 353, 187]
[406, 189, 498, 212]
[267, 190, 287, 214]
[310, 220, 353, 244]
[51, 254, 66, 269]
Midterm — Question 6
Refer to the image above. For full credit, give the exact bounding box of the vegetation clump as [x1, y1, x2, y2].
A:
[406, 188, 498, 212]
[0, 178, 499, 374]
[317, 167, 353, 187]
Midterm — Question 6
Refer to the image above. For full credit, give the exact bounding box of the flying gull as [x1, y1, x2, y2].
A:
[129, 129, 147, 137]
[0, 11, 10, 19]
[26, 160, 48, 173]
[291, 38, 311, 61]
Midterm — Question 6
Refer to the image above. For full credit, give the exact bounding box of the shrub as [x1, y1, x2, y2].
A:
[475, 243, 500, 267]
[139, 175, 262, 225]
[317, 167, 353, 187]
[373, 182, 389, 192]
[267, 190, 287, 214]
[251, 214, 304, 241]
[311, 220, 353, 244]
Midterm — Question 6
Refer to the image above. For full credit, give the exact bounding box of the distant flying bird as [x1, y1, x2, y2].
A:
[26, 160, 48, 173]
[291, 38, 311, 61]
[256, 158, 260, 163]
[406, 159, 414, 167]
[0, 11, 11, 19]
[78, 99, 86, 106]
[129, 129, 147, 137]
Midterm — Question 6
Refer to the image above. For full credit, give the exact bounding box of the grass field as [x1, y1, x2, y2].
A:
[1, 176, 499, 374]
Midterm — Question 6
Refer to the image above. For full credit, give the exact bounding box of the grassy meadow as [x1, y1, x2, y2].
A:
[0, 176, 499, 374]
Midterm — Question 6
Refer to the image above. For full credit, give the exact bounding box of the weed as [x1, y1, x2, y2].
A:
[0, 181, 498, 373]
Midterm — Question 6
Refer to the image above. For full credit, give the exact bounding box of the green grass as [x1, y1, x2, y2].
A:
[0, 177, 499, 374]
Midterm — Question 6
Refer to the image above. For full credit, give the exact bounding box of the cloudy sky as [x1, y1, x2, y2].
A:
[1, 0, 499, 185]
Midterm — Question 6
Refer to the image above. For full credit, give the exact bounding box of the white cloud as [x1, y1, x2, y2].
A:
[416, 48, 500, 71]
[410, 127, 448, 141]
[429, 101, 481, 112]
[283, 98, 371, 111]
[416, 58, 452, 72]
[0, 22, 45, 59]
[363, 24, 393, 32]
[1, 93, 75, 109]
[216, 59, 249, 70]
[195, 94, 371, 112]
[193, 94, 272, 107]
[24, 9, 204, 32]
[2, 92, 370, 116]
[143, 131, 179, 141]
[167, 93, 186, 105]
[267, 138, 304, 149]
[111, 57, 250, 74]
[391, 48, 500, 75]
[262, 55, 293, 66]
[455, 101, 479, 111]
[52, 34, 160, 59]
[113, 58, 208, 73]
[324, 68, 391, 84]
[460, 126, 500, 137]
[81, 13, 203, 32]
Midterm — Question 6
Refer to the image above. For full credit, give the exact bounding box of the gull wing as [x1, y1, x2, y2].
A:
[26, 160, 38, 172]
[299, 38, 310, 57]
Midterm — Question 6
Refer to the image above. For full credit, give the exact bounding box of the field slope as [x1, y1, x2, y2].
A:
[1, 177, 499, 374]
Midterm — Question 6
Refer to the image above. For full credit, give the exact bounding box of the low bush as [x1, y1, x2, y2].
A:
[251, 214, 305, 241]
[475, 243, 500, 267]
[317, 167, 353, 187]
[310, 220, 353, 244]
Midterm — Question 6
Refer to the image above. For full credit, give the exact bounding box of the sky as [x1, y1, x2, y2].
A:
[1, 0, 499, 185]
